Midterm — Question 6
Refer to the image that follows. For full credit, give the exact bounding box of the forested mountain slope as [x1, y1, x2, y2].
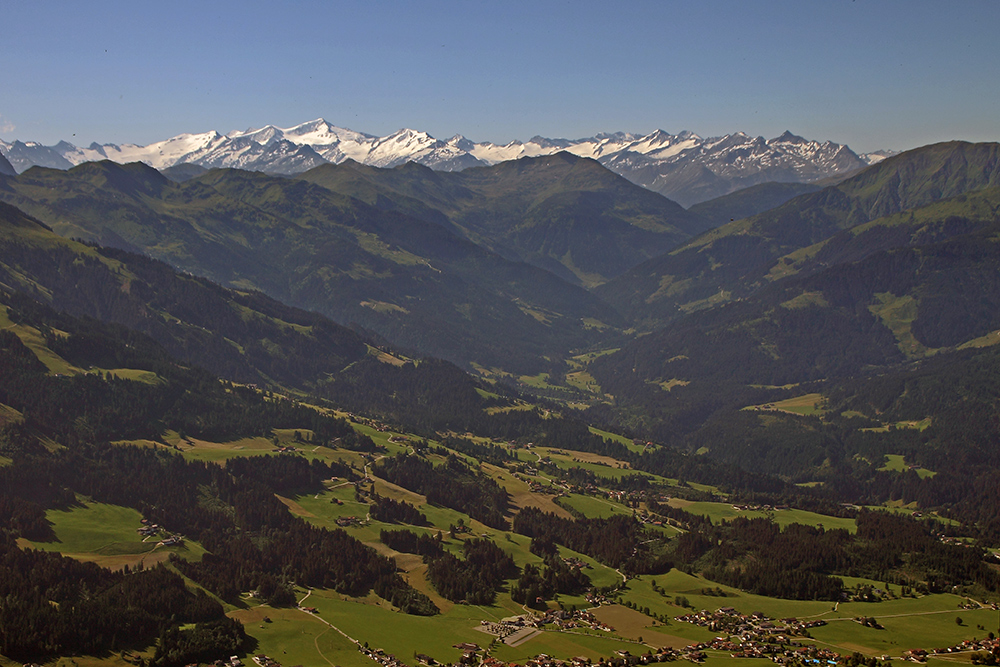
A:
[0, 200, 369, 387]
[585, 181, 1000, 506]
[0, 161, 618, 373]
[686, 181, 822, 229]
[297, 153, 711, 287]
[597, 141, 1000, 327]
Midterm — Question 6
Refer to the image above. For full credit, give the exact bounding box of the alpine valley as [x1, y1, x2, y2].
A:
[2, 131, 1000, 667]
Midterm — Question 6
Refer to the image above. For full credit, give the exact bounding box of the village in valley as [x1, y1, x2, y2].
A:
[246, 600, 1000, 667]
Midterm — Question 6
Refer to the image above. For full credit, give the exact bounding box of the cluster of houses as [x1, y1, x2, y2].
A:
[345, 413, 404, 436]
[361, 645, 407, 667]
[204, 656, 243, 667]
[480, 635, 999, 667]
[606, 491, 638, 505]
[671, 606, 1000, 664]
[527, 481, 562, 495]
[419, 647, 711, 667]
[137, 518, 162, 537]
[682, 636, 839, 662]
[939, 535, 978, 549]
[574, 458, 629, 470]
[765, 645, 842, 664]
[251, 655, 282, 667]
[634, 510, 681, 530]
[479, 610, 615, 637]
[676, 608, 827, 637]
[907, 636, 1000, 662]
[413, 643, 483, 666]
[675, 608, 831, 661]
[730, 504, 791, 512]
[536, 609, 615, 634]
[137, 518, 183, 546]
[585, 591, 615, 607]
[520, 647, 707, 666]
[336, 604, 997, 667]
[455, 642, 483, 664]
[561, 555, 591, 570]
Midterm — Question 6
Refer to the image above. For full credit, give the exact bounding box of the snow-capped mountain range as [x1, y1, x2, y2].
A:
[0, 119, 894, 207]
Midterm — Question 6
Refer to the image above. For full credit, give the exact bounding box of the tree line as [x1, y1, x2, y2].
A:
[376, 452, 510, 529]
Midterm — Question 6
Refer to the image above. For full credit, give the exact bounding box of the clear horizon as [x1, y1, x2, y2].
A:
[2, 0, 998, 154]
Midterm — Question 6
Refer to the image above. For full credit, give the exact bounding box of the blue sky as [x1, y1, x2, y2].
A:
[2, 0, 997, 152]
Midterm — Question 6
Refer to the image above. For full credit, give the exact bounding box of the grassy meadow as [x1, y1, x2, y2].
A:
[667, 498, 858, 533]
[879, 454, 937, 479]
[19, 501, 206, 570]
[745, 393, 826, 416]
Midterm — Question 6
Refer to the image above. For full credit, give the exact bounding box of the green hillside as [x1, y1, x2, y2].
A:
[0, 161, 620, 374]
[687, 181, 822, 229]
[0, 199, 370, 388]
[580, 170, 1000, 498]
[1, 287, 997, 665]
[298, 153, 710, 287]
[598, 141, 1000, 326]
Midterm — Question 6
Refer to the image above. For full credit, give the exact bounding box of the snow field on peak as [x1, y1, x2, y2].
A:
[5, 119, 876, 203]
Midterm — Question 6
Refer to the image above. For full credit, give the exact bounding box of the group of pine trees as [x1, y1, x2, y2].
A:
[0, 533, 230, 663]
[376, 452, 510, 529]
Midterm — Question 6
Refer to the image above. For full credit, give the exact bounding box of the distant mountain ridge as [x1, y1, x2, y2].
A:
[0, 120, 893, 206]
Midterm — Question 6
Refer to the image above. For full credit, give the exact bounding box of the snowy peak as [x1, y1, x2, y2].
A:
[236, 125, 285, 145]
[446, 135, 477, 153]
[0, 139, 74, 171]
[367, 128, 442, 167]
[2, 120, 881, 204]
[860, 149, 899, 165]
[270, 118, 374, 146]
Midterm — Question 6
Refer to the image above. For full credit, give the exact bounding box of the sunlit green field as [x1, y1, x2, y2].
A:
[291, 588, 641, 665]
[20, 501, 206, 568]
[28, 502, 148, 554]
[560, 492, 634, 519]
[231, 603, 371, 667]
[879, 454, 937, 479]
[229, 569, 1000, 667]
[588, 426, 643, 452]
[668, 499, 857, 533]
[808, 608, 999, 657]
[617, 569, 1000, 655]
[11, 394, 994, 666]
[15, 493, 1000, 665]
[523, 447, 671, 483]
